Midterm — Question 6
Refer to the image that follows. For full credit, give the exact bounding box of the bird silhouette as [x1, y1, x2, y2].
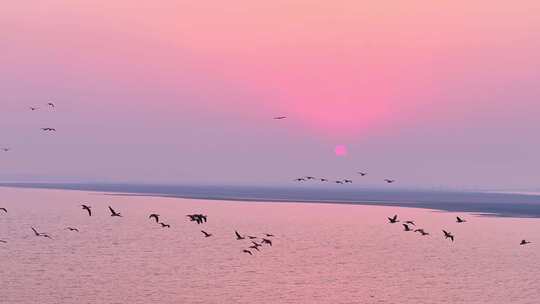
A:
[443, 230, 454, 242]
[335, 180, 344, 184]
[247, 235, 258, 239]
[235, 230, 245, 240]
[201, 230, 212, 237]
[358, 172, 367, 176]
[31, 227, 52, 239]
[1, 148, 10, 152]
[243, 249, 253, 255]
[66, 227, 79, 232]
[261, 238, 273, 246]
[29, 106, 39, 111]
[403, 224, 413, 231]
[249, 245, 260, 251]
[384, 179, 395, 184]
[47, 102, 55, 108]
[320, 178, 328, 182]
[294, 178, 306, 182]
[251, 241, 262, 248]
[108, 206, 121, 217]
[159, 222, 170, 228]
[0, 208, 6, 213]
[456, 216, 466, 223]
[81, 204, 91, 216]
[343, 179, 353, 183]
[414, 229, 430, 236]
[264, 233, 274, 237]
[388, 215, 399, 223]
[41, 127, 56, 132]
[149, 214, 160, 223]
[520, 240, 531, 245]
[405, 221, 416, 226]
[305, 176, 316, 180]
[273, 116, 287, 120]
[187, 214, 207, 224]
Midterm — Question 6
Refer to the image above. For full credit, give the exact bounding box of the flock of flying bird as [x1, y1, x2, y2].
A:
[0, 109, 535, 248]
[387, 213, 532, 246]
[294, 173, 395, 185]
[0, 205, 277, 254]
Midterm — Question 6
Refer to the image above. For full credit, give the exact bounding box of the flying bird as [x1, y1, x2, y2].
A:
[31, 227, 52, 239]
[0, 208, 6, 213]
[387, 215, 399, 224]
[305, 176, 316, 180]
[248, 235, 258, 239]
[273, 116, 287, 120]
[251, 241, 262, 248]
[29, 106, 39, 111]
[159, 222, 170, 228]
[335, 180, 344, 184]
[294, 178, 306, 182]
[443, 230, 454, 242]
[249, 245, 260, 251]
[358, 172, 367, 176]
[520, 240, 531, 245]
[261, 238, 273, 246]
[456, 216, 466, 223]
[201, 230, 212, 237]
[414, 229, 430, 236]
[235, 230, 245, 240]
[264, 233, 274, 237]
[343, 179, 353, 183]
[108, 206, 121, 217]
[384, 179, 395, 184]
[47, 102, 55, 108]
[81, 204, 91, 216]
[149, 214, 160, 223]
[1, 148, 10, 152]
[405, 221, 416, 226]
[66, 227, 79, 232]
[403, 224, 413, 231]
[320, 178, 328, 182]
[243, 249, 253, 255]
[41, 128, 56, 132]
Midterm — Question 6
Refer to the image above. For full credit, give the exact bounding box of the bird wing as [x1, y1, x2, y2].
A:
[31, 227, 38, 235]
[235, 231, 242, 238]
[108, 206, 116, 214]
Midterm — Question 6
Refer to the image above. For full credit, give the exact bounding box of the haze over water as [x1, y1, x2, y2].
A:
[1, 187, 538, 304]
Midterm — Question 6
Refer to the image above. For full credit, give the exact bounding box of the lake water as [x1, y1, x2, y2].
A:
[1, 186, 538, 303]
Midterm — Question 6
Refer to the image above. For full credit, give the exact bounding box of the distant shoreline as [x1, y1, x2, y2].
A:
[1, 182, 540, 218]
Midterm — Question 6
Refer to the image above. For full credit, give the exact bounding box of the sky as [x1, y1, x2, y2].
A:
[0, 1, 539, 190]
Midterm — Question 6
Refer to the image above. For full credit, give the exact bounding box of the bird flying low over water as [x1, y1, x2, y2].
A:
[31, 227, 52, 239]
[201, 230, 212, 237]
[456, 216, 466, 223]
[29, 106, 39, 111]
[305, 176, 316, 180]
[443, 230, 455, 242]
[388, 215, 399, 224]
[358, 172, 367, 176]
[320, 178, 328, 182]
[414, 229, 430, 236]
[0, 208, 7, 213]
[343, 179, 353, 183]
[81, 204, 91, 216]
[243, 249, 253, 255]
[520, 240, 531, 246]
[159, 222, 170, 228]
[187, 214, 207, 224]
[235, 230, 245, 240]
[264, 233, 274, 237]
[294, 178, 306, 182]
[47, 102, 55, 108]
[66, 227, 79, 232]
[261, 238, 273, 246]
[108, 206, 121, 217]
[403, 224, 413, 231]
[249, 245, 260, 251]
[149, 214, 160, 223]
[273, 116, 287, 120]
[41, 128, 56, 132]
[335, 180, 344, 184]
[405, 221, 415, 226]
[384, 179, 395, 184]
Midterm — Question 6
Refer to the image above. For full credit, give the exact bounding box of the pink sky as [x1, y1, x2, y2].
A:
[0, 1, 539, 189]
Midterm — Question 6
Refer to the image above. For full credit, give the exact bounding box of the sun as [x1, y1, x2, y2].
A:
[334, 145, 348, 157]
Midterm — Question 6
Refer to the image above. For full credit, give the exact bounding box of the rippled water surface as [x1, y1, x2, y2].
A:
[1, 187, 538, 303]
